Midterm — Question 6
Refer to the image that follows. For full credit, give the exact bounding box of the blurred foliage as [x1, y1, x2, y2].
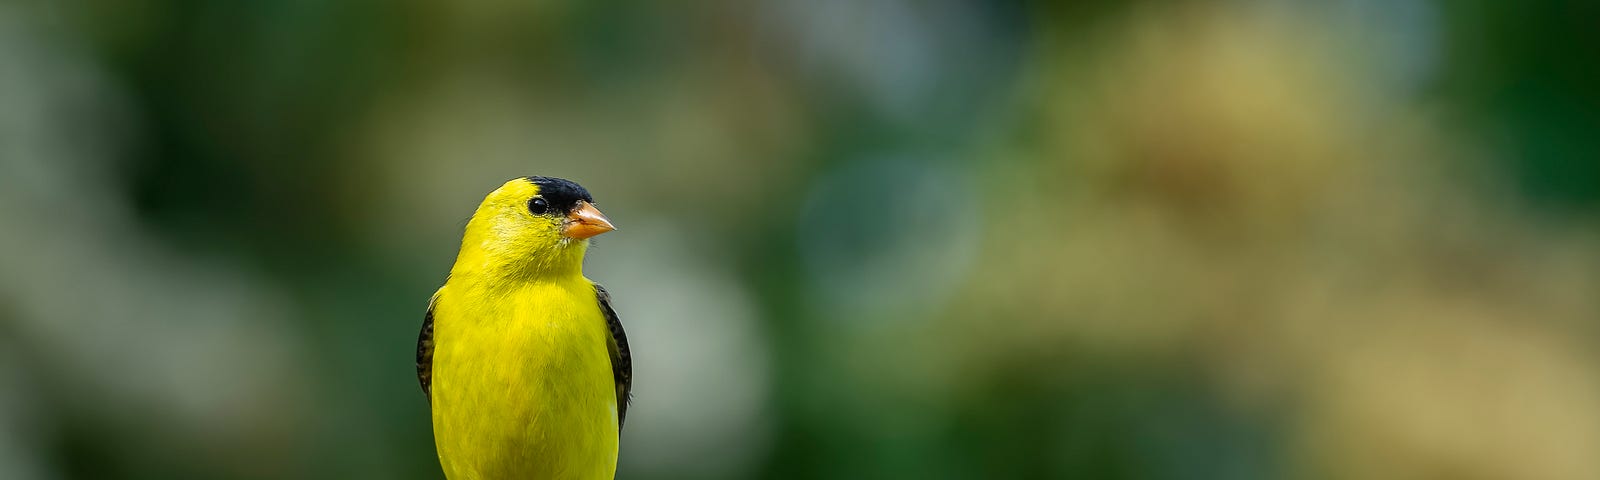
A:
[3, 0, 1600, 479]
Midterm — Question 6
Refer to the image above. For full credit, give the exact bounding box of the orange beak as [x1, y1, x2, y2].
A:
[563, 200, 615, 239]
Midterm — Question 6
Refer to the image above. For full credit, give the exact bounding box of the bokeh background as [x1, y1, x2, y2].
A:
[4, 0, 1600, 479]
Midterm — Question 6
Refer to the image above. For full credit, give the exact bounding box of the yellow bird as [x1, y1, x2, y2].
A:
[417, 176, 632, 479]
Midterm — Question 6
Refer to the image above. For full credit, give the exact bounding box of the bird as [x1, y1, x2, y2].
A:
[417, 176, 632, 479]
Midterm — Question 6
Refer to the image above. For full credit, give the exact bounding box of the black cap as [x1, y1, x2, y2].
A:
[524, 176, 594, 212]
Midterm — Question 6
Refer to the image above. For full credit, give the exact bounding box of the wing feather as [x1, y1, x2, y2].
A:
[417, 289, 441, 401]
[594, 283, 633, 430]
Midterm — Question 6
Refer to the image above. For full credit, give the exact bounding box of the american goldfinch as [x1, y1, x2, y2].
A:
[417, 176, 632, 479]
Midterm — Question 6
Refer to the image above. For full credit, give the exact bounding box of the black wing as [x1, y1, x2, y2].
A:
[417, 290, 440, 401]
[594, 283, 633, 430]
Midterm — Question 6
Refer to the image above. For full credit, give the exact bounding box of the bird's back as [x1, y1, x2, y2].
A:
[429, 276, 620, 479]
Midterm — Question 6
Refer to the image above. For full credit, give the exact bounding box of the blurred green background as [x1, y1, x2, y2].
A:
[4, 1, 1600, 479]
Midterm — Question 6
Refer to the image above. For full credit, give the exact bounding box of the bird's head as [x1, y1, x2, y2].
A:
[453, 176, 615, 279]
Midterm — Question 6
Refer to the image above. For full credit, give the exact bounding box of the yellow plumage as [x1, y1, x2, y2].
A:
[419, 177, 628, 479]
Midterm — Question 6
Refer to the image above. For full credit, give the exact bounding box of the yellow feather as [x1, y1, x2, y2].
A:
[429, 178, 619, 479]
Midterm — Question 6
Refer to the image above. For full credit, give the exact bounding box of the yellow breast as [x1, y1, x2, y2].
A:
[430, 277, 618, 479]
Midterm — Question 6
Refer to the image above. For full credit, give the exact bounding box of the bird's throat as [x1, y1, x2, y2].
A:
[451, 239, 589, 284]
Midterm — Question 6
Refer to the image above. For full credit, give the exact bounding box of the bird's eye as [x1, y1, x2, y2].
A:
[528, 197, 550, 215]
